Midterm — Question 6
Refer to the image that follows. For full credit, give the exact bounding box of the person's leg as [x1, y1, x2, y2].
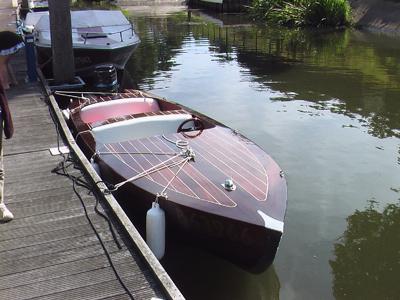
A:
[5, 56, 17, 86]
[0, 120, 13, 222]
[0, 56, 10, 90]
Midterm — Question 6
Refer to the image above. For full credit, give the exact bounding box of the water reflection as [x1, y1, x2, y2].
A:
[162, 242, 280, 300]
[120, 12, 400, 299]
[67, 4, 400, 298]
[125, 12, 400, 139]
[71, 0, 118, 9]
[330, 200, 400, 299]
[125, 16, 187, 88]
[398, 146, 400, 165]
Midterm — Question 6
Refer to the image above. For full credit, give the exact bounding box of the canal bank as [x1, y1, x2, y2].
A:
[5, 0, 400, 35]
[350, 0, 400, 34]
[187, 0, 400, 34]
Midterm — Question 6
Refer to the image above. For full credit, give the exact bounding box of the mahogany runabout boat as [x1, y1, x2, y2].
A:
[59, 90, 287, 273]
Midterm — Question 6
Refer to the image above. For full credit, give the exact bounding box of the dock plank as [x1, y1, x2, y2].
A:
[0, 51, 176, 299]
[0, 261, 138, 300]
[0, 231, 114, 262]
[0, 238, 121, 277]
[0, 205, 96, 231]
[0, 250, 133, 290]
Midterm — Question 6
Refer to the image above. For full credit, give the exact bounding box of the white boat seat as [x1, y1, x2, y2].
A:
[92, 113, 192, 144]
[80, 97, 160, 124]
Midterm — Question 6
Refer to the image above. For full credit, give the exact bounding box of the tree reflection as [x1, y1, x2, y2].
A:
[124, 11, 400, 139]
[71, 0, 118, 9]
[398, 146, 400, 165]
[162, 241, 280, 300]
[125, 16, 188, 89]
[330, 201, 400, 299]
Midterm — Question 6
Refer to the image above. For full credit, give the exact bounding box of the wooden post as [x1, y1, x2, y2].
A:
[48, 0, 75, 83]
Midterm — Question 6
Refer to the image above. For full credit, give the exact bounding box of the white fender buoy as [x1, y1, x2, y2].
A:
[61, 108, 70, 120]
[146, 202, 165, 259]
[90, 157, 101, 175]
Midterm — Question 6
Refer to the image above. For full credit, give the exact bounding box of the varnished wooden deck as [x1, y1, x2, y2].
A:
[0, 53, 183, 298]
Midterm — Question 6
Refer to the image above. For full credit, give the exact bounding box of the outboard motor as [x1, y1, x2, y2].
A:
[76, 63, 119, 92]
[92, 64, 118, 92]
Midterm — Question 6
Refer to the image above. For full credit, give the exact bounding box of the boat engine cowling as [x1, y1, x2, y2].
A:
[76, 63, 118, 92]
[92, 64, 118, 92]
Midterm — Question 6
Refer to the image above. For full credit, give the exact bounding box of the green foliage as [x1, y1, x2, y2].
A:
[250, 0, 284, 20]
[306, 0, 351, 27]
[249, 0, 352, 27]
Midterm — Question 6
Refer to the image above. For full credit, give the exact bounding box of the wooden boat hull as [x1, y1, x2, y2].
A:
[102, 162, 282, 272]
[61, 90, 287, 273]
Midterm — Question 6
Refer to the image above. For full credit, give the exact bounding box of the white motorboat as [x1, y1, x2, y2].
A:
[34, 10, 140, 71]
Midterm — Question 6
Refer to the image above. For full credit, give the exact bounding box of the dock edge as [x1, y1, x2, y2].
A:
[36, 69, 185, 300]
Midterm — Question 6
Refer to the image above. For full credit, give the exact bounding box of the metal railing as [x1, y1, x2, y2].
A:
[80, 24, 135, 44]
[35, 23, 136, 44]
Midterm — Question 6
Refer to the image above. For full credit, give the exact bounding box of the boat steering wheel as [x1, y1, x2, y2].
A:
[177, 117, 205, 138]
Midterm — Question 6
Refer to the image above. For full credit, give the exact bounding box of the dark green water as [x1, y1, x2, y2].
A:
[118, 8, 400, 300]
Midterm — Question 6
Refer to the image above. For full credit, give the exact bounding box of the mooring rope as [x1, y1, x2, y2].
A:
[54, 90, 148, 114]
[98, 133, 196, 195]
[95, 151, 179, 157]
[104, 148, 195, 193]
[156, 155, 192, 202]
[54, 90, 120, 96]
[75, 129, 92, 140]
[53, 91, 90, 101]
[47, 105, 135, 300]
[162, 134, 189, 149]
[59, 90, 146, 97]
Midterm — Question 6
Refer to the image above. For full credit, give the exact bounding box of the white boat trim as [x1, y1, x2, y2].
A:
[34, 38, 139, 51]
[257, 210, 284, 232]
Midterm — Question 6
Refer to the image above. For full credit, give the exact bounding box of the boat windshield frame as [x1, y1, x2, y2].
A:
[35, 23, 136, 44]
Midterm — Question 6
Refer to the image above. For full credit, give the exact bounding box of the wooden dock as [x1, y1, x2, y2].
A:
[0, 40, 183, 300]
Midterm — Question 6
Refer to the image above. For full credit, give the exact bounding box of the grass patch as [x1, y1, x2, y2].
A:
[249, 0, 352, 27]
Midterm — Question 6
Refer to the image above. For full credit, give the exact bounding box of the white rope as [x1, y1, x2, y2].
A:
[158, 156, 191, 199]
[95, 133, 196, 198]
[96, 151, 179, 156]
[162, 134, 189, 149]
[54, 90, 120, 96]
[75, 129, 92, 140]
[109, 152, 184, 191]
[103, 146, 196, 193]
[54, 90, 148, 113]
[53, 91, 90, 101]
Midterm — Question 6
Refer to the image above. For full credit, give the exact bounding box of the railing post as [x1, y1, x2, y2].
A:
[24, 33, 37, 82]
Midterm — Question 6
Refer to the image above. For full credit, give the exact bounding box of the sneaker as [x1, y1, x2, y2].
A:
[0, 203, 14, 222]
